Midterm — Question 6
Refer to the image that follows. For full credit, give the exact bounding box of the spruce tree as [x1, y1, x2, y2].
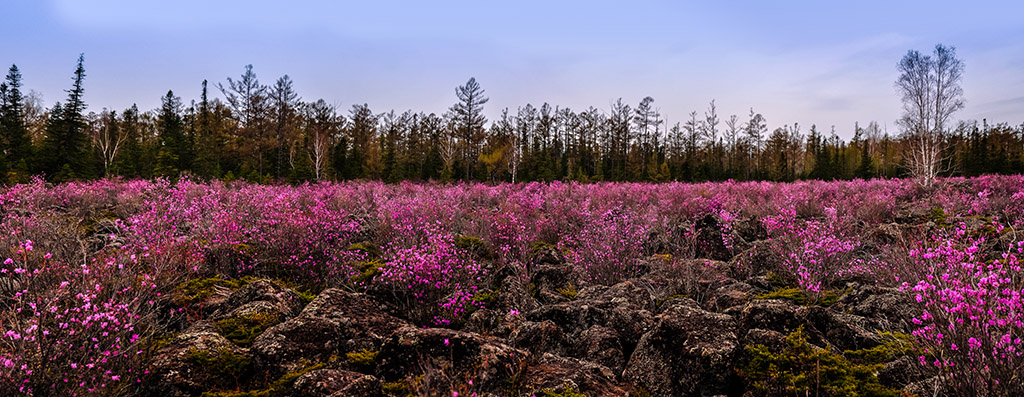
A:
[192, 81, 222, 178]
[155, 90, 188, 176]
[40, 54, 93, 181]
[1, 65, 31, 175]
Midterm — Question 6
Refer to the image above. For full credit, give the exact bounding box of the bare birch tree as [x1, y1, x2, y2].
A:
[896, 44, 965, 186]
[304, 99, 339, 181]
[91, 109, 127, 175]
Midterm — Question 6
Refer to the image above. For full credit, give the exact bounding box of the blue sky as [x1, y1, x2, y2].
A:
[2, 1, 1022, 139]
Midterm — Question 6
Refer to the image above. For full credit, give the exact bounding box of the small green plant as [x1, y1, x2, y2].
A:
[765, 270, 788, 288]
[528, 282, 540, 299]
[472, 289, 498, 306]
[347, 242, 382, 259]
[455, 235, 494, 259]
[294, 288, 317, 306]
[741, 326, 900, 397]
[529, 241, 557, 253]
[215, 311, 281, 347]
[927, 207, 948, 226]
[542, 382, 587, 397]
[148, 332, 178, 352]
[346, 348, 379, 372]
[350, 260, 383, 286]
[556, 282, 578, 300]
[816, 288, 844, 307]
[631, 386, 653, 397]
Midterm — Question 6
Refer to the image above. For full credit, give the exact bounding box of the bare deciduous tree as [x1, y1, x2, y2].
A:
[896, 44, 965, 186]
[304, 99, 338, 181]
[90, 109, 128, 176]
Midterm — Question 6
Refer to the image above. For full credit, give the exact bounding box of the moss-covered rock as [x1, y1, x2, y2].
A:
[215, 311, 281, 347]
[147, 323, 256, 396]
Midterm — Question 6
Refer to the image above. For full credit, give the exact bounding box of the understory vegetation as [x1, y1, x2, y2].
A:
[0, 175, 1023, 395]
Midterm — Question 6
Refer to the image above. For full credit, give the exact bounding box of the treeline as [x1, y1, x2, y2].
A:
[1, 57, 1023, 184]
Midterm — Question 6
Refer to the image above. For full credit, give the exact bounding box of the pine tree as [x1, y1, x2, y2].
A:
[450, 78, 488, 180]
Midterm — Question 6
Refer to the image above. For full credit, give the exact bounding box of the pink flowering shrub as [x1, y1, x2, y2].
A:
[378, 222, 486, 326]
[561, 206, 651, 285]
[0, 242, 157, 395]
[763, 206, 869, 298]
[900, 221, 1024, 395]
[5, 175, 1024, 394]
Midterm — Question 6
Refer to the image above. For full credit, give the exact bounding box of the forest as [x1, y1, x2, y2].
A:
[1, 55, 1022, 185]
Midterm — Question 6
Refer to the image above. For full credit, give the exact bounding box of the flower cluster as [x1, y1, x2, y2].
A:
[901, 221, 1024, 395]
[764, 207, 868, 297]
[378, 222, 486, 326]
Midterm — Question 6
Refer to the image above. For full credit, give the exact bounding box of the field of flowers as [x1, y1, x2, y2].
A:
[1, 176, 1024, 396]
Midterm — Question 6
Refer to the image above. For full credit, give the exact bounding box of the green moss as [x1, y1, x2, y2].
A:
[765, 270, 788, 288]
[542, 382, 587, 397]
[529, 241, 557, 253]
[200, 362, 325, 397]
[473, 289, 498, 307]
[215, 311, 281, 347]
[346, 349, 379, 372]
[528, 282, 540, 299]
[347, 242, 383, 259]
[382, 380, 410, 397]
[756, 287, 808, 305]
[350, 260, 384, 286]
[844, 332, 916, 365]
[631, 386, 653, 397]
[817, 289, 845, 307]
[79, 211, 121, 235]
[149, 332, 177, 352]
[756, 287, 845, 307]
[454, 235, 495, 259]
[295, 289, 317, 306]
[556, 282, 578, 300]
[177, 276, 255, 305]
[741, 326, 900, 397]
[186, 347, 253, 381]
[655, 294, 688, 309]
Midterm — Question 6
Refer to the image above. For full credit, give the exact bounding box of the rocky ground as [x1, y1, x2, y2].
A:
[146, 213, 965, 397]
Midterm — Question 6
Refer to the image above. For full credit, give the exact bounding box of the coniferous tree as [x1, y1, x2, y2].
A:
[345, 104, 377, 180]
[155, 91, 188, 176]
[113, 105, 144, 178]
[1, 65, 32, 177]
[39, 54, 93, 181]
[192, 81, 223, 178]
[271, 75, 300, 179]
[450, 77, 488, 180]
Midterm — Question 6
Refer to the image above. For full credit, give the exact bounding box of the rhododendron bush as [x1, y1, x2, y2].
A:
[899, 222, 1024, 395]
[0, 174, 1021, 395]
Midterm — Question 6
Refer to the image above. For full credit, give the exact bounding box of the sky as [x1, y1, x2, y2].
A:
[2, 0, 1023, 139]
